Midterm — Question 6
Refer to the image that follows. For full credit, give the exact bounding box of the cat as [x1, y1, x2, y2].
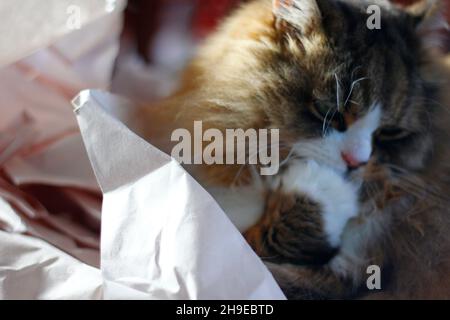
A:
[139, 0, 450, 299]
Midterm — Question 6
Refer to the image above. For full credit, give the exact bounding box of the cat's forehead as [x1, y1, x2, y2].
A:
[305, 15, 420, 114]
[281, 5, 421, 77]
[296, 0, 420, 58]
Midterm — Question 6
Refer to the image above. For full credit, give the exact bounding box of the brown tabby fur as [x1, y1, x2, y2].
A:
[140, 0, 450, 299]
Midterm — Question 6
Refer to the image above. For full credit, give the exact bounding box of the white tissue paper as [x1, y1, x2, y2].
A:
[73, 90, 284, 299]
[0, 0, 123, 299]
[0, 0, 285, 299]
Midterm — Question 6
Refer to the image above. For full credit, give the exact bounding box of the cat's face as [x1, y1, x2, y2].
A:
[263, 0, 438, 186]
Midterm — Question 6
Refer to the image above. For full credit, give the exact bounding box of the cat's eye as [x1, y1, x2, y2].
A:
[375, 126, 411, 141]
[310, 101, 332, 120]
[310, 101, 348, 132]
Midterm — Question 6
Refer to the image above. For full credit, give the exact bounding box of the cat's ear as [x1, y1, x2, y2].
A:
[400, 0, 440, 24]
[397, 0, 448, 49]
[272, 0, 323, 34]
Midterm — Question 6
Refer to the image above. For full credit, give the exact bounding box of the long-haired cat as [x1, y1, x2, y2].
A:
[139, 0, 450, 299]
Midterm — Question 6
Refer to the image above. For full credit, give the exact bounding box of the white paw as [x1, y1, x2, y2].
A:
[279, 159, 359, 247]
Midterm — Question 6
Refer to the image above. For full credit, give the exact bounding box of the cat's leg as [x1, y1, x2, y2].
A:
[264, 261, 355, 299]
[245, 187, 340, 265]
[249, 219, 384, 299]
[264, 231, 387, 300]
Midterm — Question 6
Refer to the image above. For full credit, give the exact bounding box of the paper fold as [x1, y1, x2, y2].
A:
[73, 90, 285, 299]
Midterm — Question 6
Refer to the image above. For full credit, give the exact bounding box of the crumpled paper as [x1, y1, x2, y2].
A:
[0, 0, 125, 67]
[0, 0, 285, 299]
[0, 0, 123, 281]
[73, 90, 285, 299]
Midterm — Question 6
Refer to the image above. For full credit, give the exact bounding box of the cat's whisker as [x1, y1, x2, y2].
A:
[324, 108, 338, 137]
[385, 164, 450, 203]
[322, 106, 336, 137]
[344, 77, 369, 107]
[397, 178, 447, 203]
[350, 65, 362, 81]
[302, 146, 331, 164]
[279, 145, 298, 168]
[413, 97, 450, 114]
[294, 144, 343, 170]
[334, 73, 342, 112]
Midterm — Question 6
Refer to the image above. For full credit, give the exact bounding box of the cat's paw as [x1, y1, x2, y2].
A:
[264, 261, 352, 300]
[279, 159, 359, 247]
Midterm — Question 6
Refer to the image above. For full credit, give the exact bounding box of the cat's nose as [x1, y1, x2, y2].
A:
[341, 152, 366, 170]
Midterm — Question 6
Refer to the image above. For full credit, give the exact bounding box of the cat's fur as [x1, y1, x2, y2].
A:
[140, 0, 450, 299]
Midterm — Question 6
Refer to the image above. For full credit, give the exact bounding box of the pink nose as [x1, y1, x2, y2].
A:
[341, 152, 363, 169]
